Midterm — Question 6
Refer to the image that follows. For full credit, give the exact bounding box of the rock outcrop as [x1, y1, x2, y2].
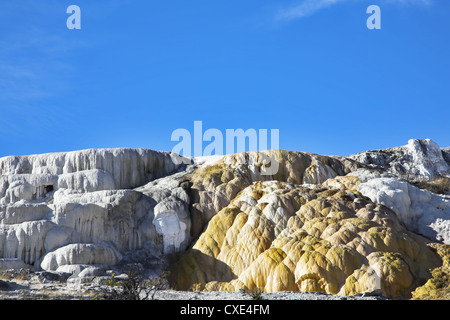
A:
[184, 150, 359, 240]
[348, 139, 449, 182]
[0, 149, 190, 271]
[169, 139, 450, 299]
[351, 171, 450, 244]
[170, 180, 440, 299]
[1, 139, 449, 299]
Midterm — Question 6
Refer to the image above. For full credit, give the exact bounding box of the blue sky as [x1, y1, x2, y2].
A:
[0, 0, 449, 158]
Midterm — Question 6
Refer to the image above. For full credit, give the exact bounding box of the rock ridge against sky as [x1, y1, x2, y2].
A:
[0, 139, 449, 299]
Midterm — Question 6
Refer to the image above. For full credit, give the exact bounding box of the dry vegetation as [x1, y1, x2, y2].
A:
[410, 176, 450, 195]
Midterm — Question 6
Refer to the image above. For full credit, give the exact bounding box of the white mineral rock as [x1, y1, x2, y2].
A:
[347, 139, 449, 181]
[354, 171, 450, 244]
[40, 243, 122, 271]
[0, 148, 191, 271]
[0, 140, 448, 275]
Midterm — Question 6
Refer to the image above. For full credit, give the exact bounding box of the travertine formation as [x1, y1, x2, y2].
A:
[170, 139, 450, 299]
[1, 139, 449, 299]
[0, 149, 191, 271]
[170, 180, 440, 299]
[348, 139, 449, 182]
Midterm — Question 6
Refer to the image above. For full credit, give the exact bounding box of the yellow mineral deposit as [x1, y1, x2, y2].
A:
[171, 179, 441, 299]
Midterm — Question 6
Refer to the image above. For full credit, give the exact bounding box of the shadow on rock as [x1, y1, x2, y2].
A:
[167, 249, 236, 291]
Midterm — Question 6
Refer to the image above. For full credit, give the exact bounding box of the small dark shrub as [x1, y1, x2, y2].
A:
[100, 270, 169, 300]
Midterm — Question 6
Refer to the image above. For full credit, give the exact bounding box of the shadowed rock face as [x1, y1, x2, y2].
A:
[1, 139, 450, 299]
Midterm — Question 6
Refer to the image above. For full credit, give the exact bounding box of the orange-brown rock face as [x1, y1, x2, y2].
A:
[171, 180, 441, 299]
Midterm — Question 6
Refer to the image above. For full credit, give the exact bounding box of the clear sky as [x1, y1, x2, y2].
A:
[0, 0, 449, 158]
